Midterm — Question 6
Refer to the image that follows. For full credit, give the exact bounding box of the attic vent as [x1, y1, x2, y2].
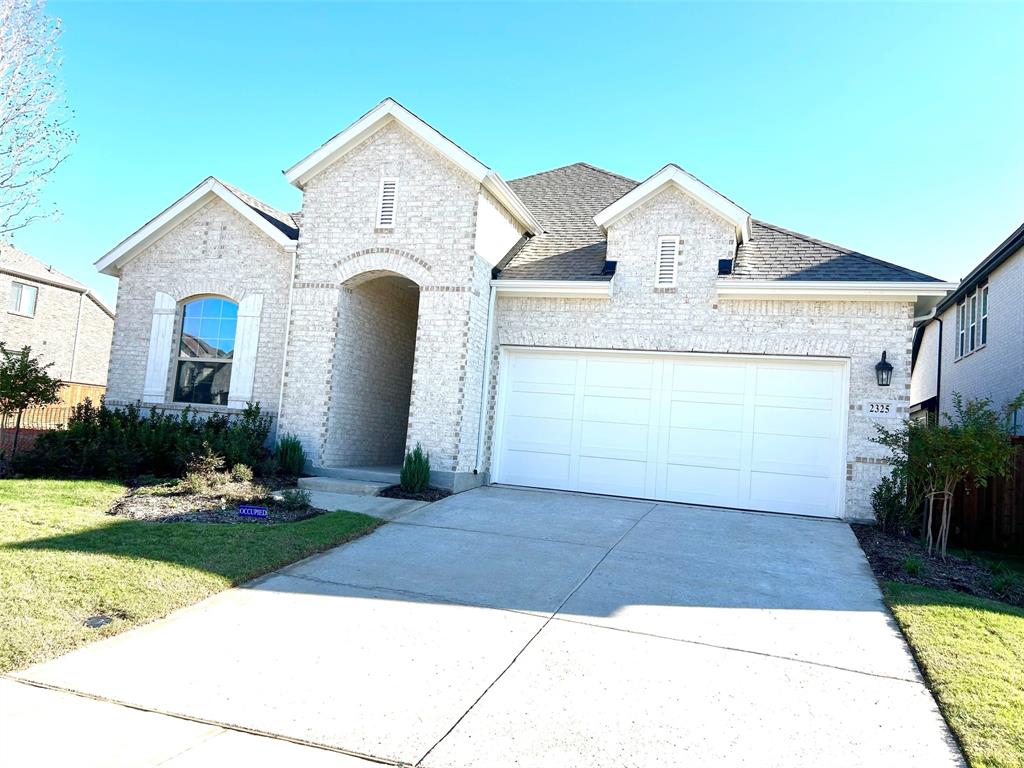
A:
[656, 236, 679, 287]
[376, 177, 397, 229]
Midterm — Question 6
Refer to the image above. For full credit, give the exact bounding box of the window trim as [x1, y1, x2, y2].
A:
[376, 176, 398, 229]
[8, 281, 38, 317]
[655, 235, 680, 288]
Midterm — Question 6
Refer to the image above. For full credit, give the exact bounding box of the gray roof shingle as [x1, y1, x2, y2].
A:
[498, 163, 940, 283]
[218, 179, 299, 240]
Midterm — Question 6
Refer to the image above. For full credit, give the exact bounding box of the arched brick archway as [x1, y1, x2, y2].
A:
[335, 247, 432, 288]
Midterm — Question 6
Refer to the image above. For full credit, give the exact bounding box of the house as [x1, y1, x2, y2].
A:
[911, 220, 1024, 433]
[95, 98, 954, 520]
[2, 243, 114, 401]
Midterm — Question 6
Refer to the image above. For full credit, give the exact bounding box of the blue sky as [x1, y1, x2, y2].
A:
[13, 1, 1024, 304]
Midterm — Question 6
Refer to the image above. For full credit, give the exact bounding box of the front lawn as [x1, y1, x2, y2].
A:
[884, 582, 1024, 768]
[0, 479, 381, 673]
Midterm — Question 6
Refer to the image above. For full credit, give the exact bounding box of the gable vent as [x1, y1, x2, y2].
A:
[656, 236, 679, 287]
[376, 177, 397, 228]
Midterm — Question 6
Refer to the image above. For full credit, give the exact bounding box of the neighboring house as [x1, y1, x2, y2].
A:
[1, 243, 114, 400]
[96, 98, 954, 520]
[911, 221, 1024, 433]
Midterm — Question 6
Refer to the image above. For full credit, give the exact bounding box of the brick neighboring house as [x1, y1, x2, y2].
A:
[1, 243, 114, 402]
[911, 220, 1024, 433]
[96, 99, 955, 520]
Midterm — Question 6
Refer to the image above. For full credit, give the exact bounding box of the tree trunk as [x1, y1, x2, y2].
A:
[11, 409, 22, 456]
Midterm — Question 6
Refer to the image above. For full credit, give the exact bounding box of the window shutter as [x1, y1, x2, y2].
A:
[227, 294, 263, 409]
[143, 291, 176, 403]
[377, 177, 397, 228]
[656, 236, 679, 287]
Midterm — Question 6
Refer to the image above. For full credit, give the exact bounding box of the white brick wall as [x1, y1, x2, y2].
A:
[485, 186, 914, 520]
[105, 198, 292, 422]
[936, 247, 1024, 429]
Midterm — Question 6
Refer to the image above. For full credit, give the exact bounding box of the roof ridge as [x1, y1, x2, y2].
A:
[574, 162, 638, 185]
[510, 162, 636, 185]
[753, 219, 940, 281]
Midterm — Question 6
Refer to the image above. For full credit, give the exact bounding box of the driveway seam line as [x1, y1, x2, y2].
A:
[387, 519, 618, 549]
[413, 502, 658, 767]
[547, 615, 925, 686]
[0, 674, 408, 768]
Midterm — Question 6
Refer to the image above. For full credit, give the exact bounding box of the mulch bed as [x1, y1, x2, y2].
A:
[378, 485, 452, 502]
[108, 480, 320, 525]
[853, 524, 1024, 608]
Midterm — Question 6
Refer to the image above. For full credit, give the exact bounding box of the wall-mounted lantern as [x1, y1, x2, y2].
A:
[875, 351, 893, 387]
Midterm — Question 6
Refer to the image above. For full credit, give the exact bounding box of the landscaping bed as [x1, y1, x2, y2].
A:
[853, 524, 1024, 609]
[379, 484, 451, 502]
[109, 477, 316, 524]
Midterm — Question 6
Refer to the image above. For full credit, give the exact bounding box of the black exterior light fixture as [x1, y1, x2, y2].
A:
[875, 351, 893, 387]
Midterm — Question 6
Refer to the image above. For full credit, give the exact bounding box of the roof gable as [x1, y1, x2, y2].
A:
[3, 243, 114, 317]
[593, 163, 751, 243]
[95, 177, 297, 277]
[283, 98, 539, 234]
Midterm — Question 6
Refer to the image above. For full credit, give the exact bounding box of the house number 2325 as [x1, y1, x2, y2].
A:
[868, 402, 891, 414]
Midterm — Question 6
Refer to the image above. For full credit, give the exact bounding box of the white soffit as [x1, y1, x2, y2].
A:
[594, 163, 752, 242]
[94, 178, 296, 277]
[283, 98, 540, 234]
[716, 279, 958, 312]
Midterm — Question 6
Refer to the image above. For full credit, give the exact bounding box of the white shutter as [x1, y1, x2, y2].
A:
[376, 177, 397, 228]
[143, 291, 176, 403]
[656, 236, 679, 287]
[227, 294, 263, 409]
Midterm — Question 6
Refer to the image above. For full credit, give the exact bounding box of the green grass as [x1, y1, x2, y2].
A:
[884, 582, 1024, 768]
[0, 479, 381, 673]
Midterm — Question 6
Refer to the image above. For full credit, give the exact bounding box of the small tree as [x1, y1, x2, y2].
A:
[0, 342, 61, 455]
[400, 443, 431, 493]
[874, 392, 1024, 558]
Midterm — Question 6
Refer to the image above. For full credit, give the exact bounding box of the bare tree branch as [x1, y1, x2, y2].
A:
[0, 0, 75, 237]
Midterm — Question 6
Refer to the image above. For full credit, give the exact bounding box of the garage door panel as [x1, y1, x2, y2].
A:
[669, 362, 746, 395]
[578, 456, 647, 497]
[753, 406, 836, 439]
[668, 400, 744, 432]
[666, 427, 742, 465]
[496, 351, 845, 518]
[582, 394, 651, 425]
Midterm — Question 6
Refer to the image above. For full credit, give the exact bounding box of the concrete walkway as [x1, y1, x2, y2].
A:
[4, 486, 963, 767]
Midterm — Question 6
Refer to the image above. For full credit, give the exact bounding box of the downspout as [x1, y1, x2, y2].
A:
[69, 291, 85, 383]
[273, 244, 297, 444]
[473, 281, 497, 476]
[934, 315, 943, 417]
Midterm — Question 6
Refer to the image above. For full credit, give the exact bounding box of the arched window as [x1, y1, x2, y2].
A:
[173, 296, 237, 405]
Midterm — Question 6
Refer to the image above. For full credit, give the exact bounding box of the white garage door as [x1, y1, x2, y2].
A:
[493, 349, 848, 518]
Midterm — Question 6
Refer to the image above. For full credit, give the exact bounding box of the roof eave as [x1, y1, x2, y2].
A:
[934, 221, 1024, 314]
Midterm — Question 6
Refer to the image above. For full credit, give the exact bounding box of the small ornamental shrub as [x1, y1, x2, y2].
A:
[12, 401, 272, 480]
[231, 464, 254, 483]
[903, 555, 923, 577]
[279, 487, 311, 511]
[181, 472, 208, 495]
[274, 434, 306, 477]
[400, 443, 430, 493]
[871, 474, 913, 535]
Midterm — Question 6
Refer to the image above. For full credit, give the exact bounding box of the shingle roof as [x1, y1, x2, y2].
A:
[732, 220, 940, 282]
[498, 163, 941, 283]
[218, 180, 299, 240]
[1, 242, 115, 317]
[501, 163, 637, 281]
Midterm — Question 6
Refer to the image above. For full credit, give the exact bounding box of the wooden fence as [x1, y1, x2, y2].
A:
[946, 437, 1024, 554]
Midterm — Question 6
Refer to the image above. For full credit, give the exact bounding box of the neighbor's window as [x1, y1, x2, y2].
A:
[955, 284, 989, 360]
[9, 282, 38, 317]
[173, 297, 237, 405]
[980, 284, 989, 346]
[968, 292, 978, 352]
[957, 302, 966, 358]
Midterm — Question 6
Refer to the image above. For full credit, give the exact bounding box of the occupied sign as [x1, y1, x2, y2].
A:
[238, 505, 269, 518]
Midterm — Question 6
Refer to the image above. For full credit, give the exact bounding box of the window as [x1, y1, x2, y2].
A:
[955, 284, 989, 359]
[376, 177, 397, 228]
[173, 297, 237, 405]
[656, 236, 680, 287]
[9, 282, 38, 316]
[980, 284, 989, 345]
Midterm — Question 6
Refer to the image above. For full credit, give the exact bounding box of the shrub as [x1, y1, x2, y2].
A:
[903, 555, 923, 577]
[12, 401, 272, 480]
[278, 487, 311, 511]
[274, 434, 306, 476]
[871, 474, 913, 535]
[231, 464, 254, 483]
[181, 472, 208, 495]
[400, 443, 430, 493]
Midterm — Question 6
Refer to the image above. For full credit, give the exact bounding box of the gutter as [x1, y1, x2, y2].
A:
[474, 281, 497, 476]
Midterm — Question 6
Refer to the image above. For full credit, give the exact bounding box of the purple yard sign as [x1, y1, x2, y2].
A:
[238, 505, 269, 518]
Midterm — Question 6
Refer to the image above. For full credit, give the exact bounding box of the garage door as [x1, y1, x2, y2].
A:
[493, 349, 848, 518]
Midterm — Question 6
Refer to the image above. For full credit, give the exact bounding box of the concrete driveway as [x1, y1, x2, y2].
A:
[6, 486, 962, 767]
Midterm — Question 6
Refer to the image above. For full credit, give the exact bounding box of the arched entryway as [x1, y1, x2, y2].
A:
[322, 271, 420, 468]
